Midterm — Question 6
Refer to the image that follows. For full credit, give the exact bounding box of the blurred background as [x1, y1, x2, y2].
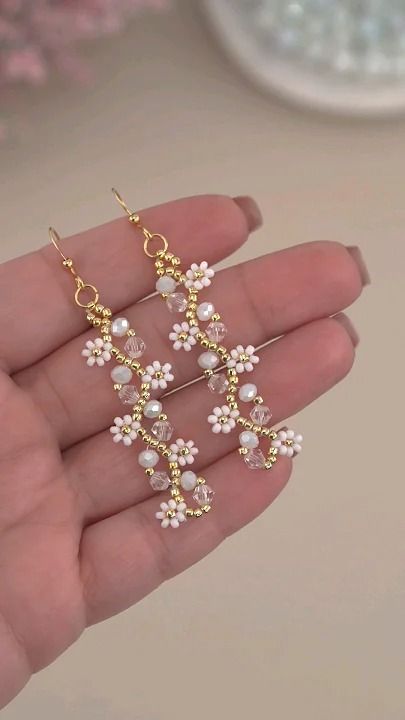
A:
[1, 1, 404, 719]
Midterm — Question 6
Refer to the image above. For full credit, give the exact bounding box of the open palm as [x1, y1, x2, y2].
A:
[0, 194, 364, 708]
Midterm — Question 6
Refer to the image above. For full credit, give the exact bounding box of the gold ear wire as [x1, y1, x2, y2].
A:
[112, 188, 168, 258]
[48, 227, 100, 309]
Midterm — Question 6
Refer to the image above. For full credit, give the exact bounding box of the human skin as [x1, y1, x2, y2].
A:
[0, 194, 367, 708]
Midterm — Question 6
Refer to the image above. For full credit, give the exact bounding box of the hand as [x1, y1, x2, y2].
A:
[0, 194, 366, 707]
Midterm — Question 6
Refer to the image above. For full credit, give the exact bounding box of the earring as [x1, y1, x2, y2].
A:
[112, 189, 303, 474]
[49, 227, 213, 530]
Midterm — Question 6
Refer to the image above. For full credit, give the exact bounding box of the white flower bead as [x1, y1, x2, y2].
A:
[184, 261, 215, 291]
[142, 360, 174, 390]
[227, 344, 259, 374]
[169, 322, 199, 352]
[169, 438, 199, 466]
[110, 415, 140, 447]
[271, 429, 303, 458]
[156, 499, 187, 529]
[81, 338, 113, 367]
[208, 404, 240, 434]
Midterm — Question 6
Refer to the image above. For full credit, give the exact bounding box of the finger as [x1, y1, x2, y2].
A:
[68, 315, 355, 524]
[1, 195, 251, 373]
[16, 241, 363, 448]
[80, 450, 292, 625]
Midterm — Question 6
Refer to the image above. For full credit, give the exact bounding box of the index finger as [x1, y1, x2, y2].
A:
[0, 195, 251, 374]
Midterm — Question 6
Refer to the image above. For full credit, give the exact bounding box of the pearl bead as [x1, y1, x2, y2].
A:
[143, 400, 163, 419]
[180, 470, 198, 491]
[111, 317, 130, 337]
[110, 365, 133, 384]
[138, 449, 159, 468]
[239, 430, 259, 449]
[198, 351, 219, 370]
[238, 383, 258, 402]
[197, 301, 215, 321]
[156, 276, 177, 294]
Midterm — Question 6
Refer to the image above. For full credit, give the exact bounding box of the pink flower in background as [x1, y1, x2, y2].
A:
[0, 0, 168, 135]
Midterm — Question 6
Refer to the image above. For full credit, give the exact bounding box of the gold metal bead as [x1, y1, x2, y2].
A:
[133, 406, 142, 414]
[171, 469, 181, 478]
[239, 447, 248, 455]
[244, 420, 253, 430]
[131, 361, 141, 370]
[204, 369, 213, 378]
[127, 328, 136, 337]
[237, 417, 245, 426]
[229, 402, 238, 411]
[252, 425, 261, 434]
[169, 462, 178, 470]
[103, 334, 112, 343]
[93, 318, 101, 327]
[189, 293, 198, 302]
[86, 313, 95, 322]
[136, 369, 145, 378]
[196, 332, 205, 342]
[149, 439, 159, 448]
[226, 394, 235, 403]
[211, 313, 221, 322]
[197, 477, 206, 485]
[137, 428, 146, 437]
[186, 509, 194, 518]
[157, 442, 166, 452]
[124, 358, 132, 367]
[254, 395, 264, 405]
[129, 213, 140, 224]
[261, 428, 270, 437]
[113, 384, 123, 391]
[116, 353, 125, 363]
[208, 342, 218, 351]
[189, 319, 198, 327]
[202, 505, 211, 513]
[145, 468, 154, 477]
[157, 268, 165, 277]
[228, 368, 237, 377]
[186, 310, 195, 321]
[111, 347, 119, 357]
[187, 302, 197, 312]
[194, 509, 203, 518]
[172, 256, 181, 265]
[155, 259, 165, 269]
[158, 413, 168, 421]
[166, 267, 175, 276]
[201, 338, 209, 348]
[102, 308, 112, 318]
[95, 304, 104, 314]
[163, 449, 172, 458]
[174, 271, 183, 281]
[165, 252, 174, 262]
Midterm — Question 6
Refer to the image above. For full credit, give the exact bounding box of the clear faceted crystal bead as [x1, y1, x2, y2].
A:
[149, 471, 170, 491]
[193, 484, 215, 507]
[124, 336, 146, 359]
[250, 405, 272, 426]
[206, 321, 227, 343]
[151, 419, 174, 442]
[166, 292, 188, 313]
[118, 384, 140, 405]
[244, 448, 266, 470]
[208, 373, 229, 394]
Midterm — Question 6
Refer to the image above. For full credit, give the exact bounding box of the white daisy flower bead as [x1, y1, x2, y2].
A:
[169, 438, 199, 466]
[81, 338, 113, 367]
[271, 429, 303, 458]
[169, 322, 199, 352]
[156, 499, 187, 529]
[208, 404, 240, 434]
[142, 360, 174, 390]
[227, 344, 259, 374]
[184, 261, 215, 291]
[110, 415, 140, 447]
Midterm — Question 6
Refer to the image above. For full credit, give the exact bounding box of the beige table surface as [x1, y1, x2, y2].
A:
[1, 3, 404, 719]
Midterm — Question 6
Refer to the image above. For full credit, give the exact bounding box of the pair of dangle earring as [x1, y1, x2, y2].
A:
[50, 190, 303, 531]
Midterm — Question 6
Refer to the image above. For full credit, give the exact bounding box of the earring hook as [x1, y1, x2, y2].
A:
[48, 227, 100, 308]
[49, 227, 71, 266]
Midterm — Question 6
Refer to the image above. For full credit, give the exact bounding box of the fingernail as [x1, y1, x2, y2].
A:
[334, 312, 360, 347]
[233, 196, 263, 233]
[346, 246, 371, 286]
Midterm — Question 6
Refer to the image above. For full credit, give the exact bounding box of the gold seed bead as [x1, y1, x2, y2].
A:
[186, 509, 194, 518]
[93, 318, 101, 327]
[171, 468, 181, 478]
[138, 398, 146, 407]
[208, 342, 218, 351]
[101, 326, 110, 336]
[163, 449, 172, 458]
[169, 461, 178, 470]
[158, 413, 168, 421]
[174, 271, 183, 281]
[149, 439, 159, 448]
[145, 468, 154, 477]
[165, 252, 174, 262]
[239, 447, 249, 455]
[201, 338, 209, 348]
[156, 268, 165, 277]
[228, 368, 237, 377]
[254, 396, 264, 405]
[223, 354, 230, 362]
[186, 311, 195, 321]
[111, 347, 119, 356]
[133, 413, 142, 422]
[113, 384, 123, 391]
[95, 304, 104, 314]
[252, 425, 261, 434]
[127, 328, 136, 337]
[86, 313, 95, 322]
[124, 358, 132, 367]
[133, 406, 142, 414]
[157, 442, 166, 452]
[196, 332, 205, 341]
[204, 369, 213, 378]
[189, 293, 198, 302]
[172, 256, 181, 265]
[189, 319, 198, 327]
[171, 486, 180, 496]
[217, 346, 227, 355]
[194, 509, 203, 518]
[197, 477, 206, 485]
[140, 383, 149, 391]
[211, 313, 221, 322]
[137, 428, 146, 437]
[264, 461, 274, 470]
[166, 267, 175, 276]
[102, 308, 112, 318]
[116, 353, 125, 363]
[202, 505, 211, 513]
[226, 394, 235, 403]
[261, 428, 270, 437]
[244, 420, 253, 430]
[176, 494, 184, 504]
[237, 417, 245, 426]
[103, 334, 112, 343]
[155, 260, 164, 269]
[136, 369, 145, 378]
[270, 431, 278, 440]
[229, 402, 238, 411]
[131, 361, 140, 370]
